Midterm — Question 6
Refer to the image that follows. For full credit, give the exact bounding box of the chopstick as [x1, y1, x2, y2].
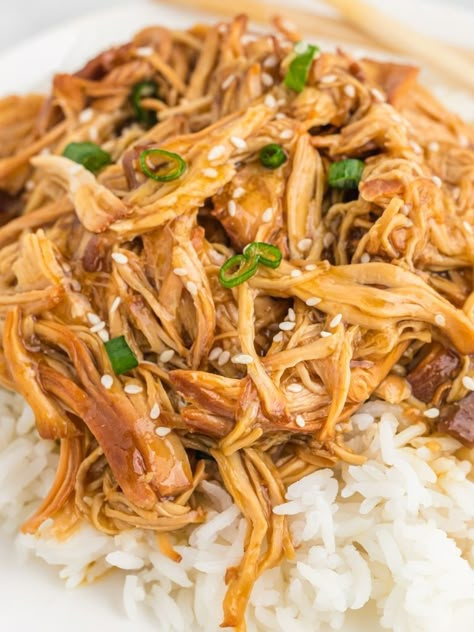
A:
[158, 0, 474, 93]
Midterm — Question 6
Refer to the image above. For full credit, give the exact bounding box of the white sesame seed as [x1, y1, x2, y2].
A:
[89, 126, 99, 142]
[263, 55, 278, 68]
[295, 414, 306, 428]
[306, 297, 321, 306]
[228, 200, 237, 217]
[410, 141, 423, 155]
[279, 321, 296, 331]
[40, 147, 51, 156]
[230, 136, 247, 150]
[110, 296, 121, 313]
[155, 426, 171, 437]
[209, 347, 223, 361]
[78, 108, 93, 124]
[287, 383, 303, 393]
[288, 307, 296, 322]
[458, 134, 469, 147]
[297, 238, 313, 252]
[329, 313, 342, 328]
[273, 332, 284, 343]
[124, 384, 143, 395]
[320, 331, 332, 338]
[401, 204, 411, 215]
[275, 112, 286, 120]
[370, 88, 385, 102]
[428, 141, 439, 152]
[320, 74, 337, 84]
[173, 267, 187, 277]
[101, 374, 113, 390]
[221, 74, 235, 90]
[207, 145, 226, 161]
[159, 349, 175, 363]
[217, 350, 230, 366]
[264, 94, 277, 108]
[233, 186, 246, 199]
[280, 129, 294, 140]
[98, 329, 110, 342]
[431, 176, 442, 188]
[262, 207, 273, 223]
[423, 407, 440, 419]
[90, 320, 106, 333]
[186, 281, 198, 296]
[344, 84, 356, 98]
[231, 353, 254, 365]
[202, 167, 218, 178]
[434, 313, 446, 327]
[25, 179, 35, 191]
[71, 280, 82, 292]
[304, 264, 317, 271]
[360, 252, 371, 263]
[290, 269, 302, 278]
[294, 41, 309, 55]
[323, 233, 334, 248]
[453, 187, 461, 201]
[261, 72, 274, 87]
[150, 403, 161, 419]
[136, 46, 154, 57]
[87, 312, 101, 325]
[463, 220, 472, 234]
[112, 252, 128, 265]
[462, 375, 474, 391]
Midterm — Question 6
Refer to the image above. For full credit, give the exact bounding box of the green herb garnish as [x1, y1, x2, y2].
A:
[62, 142, 111, 173]
[131, 80, 159, 128]
[328, 159, 365, 189]
[219, 242, 282, 289]
[259, 143, 287, 169]
[139, 148, 187, 182]
[284, 42, 319, 93]
[104, 336, 139, 375]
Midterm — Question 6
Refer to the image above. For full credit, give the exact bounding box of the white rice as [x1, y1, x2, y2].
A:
[1, 391, 474, 631]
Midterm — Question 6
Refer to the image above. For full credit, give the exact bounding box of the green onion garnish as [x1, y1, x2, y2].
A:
[219, 242, 282, 289]
[259, 143, 287, 169]
[104, 335, 139, 375]
[62, 142, 111, 173]
[131, 80, 159, 128]
[284, 42, 319, 93]
[328, 159, 365, 189]
[243, 242, 282, 269]
[139, 148, 187, 182]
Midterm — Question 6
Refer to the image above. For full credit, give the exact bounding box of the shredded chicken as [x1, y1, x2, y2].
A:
[1, 16, 474, 631]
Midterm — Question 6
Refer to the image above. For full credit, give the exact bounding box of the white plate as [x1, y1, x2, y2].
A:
[0, 1, 473, 631]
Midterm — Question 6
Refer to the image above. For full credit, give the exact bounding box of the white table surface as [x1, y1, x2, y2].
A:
[1, 0, 473, 53]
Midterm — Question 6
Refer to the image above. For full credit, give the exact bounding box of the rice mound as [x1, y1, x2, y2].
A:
[1, 390, 474, 631]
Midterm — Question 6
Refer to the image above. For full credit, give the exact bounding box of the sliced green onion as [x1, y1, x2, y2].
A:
[219, 254, 259, 289]
[131, 80, 159, 128]
[62, 142, 111, 173]
[244, 242, 282, 269]
[139, 148, 187, 182]
[284, 42, 319, 93]
[104, 335, 139, 375]
[328, 159, 365, 189]
[259, 143, 287, 169]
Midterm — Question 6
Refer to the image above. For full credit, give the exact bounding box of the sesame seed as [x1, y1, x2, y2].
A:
[202, 168, 218, 178]
[159, 349, 175, 363]
[288, 308, 296, 322]
[150, 403, 161, 419]
[410, 141, 422, 155]
[40, 147, 51, 156]
[275, 112, 286, 120]
[124, 384, 143, 395]
[79, 108, 93, 124]
[280, 129, 294, 140]
[401, 204, 411, 215]
[323, 233, 334, 248]
[264, 94, 277, 108]
[329, 313, 342, 328]
[287, 383, 303, 393]
[207, 145, 226, 161]
[233, 187, 246, 199]
[320, 74, 337, 84]
[89, 126, 99, 142]
[428, 141, 439, 152]
[344, 84, 356, 98]
[463, 220, 472, 234]
[25, 180, 35, 191]
[71, 280, 81, 291]
[431, 176, 442, 188]
[90, 321, 106, 333]
[217, 350, 230, 366]
[136, 46, 154, 57]
[228, 200, 237, 217]
[231, 353, 254, 365]
[273, 332, 283, 343]
[87, 312, 101, 325]
[434, 313, 446, 327]
[279, 321, 296, 331]
[306, 297, 321, 306]
[98, 329, 110, 342]
[360, 252, 371, 263]
[305, 264, 317, 271]
[462, 375, 474, 391]
[290, 269, 302, 278]
[155, 426, 171, 437]
[110, 296, 121, 313]
[459, 134, 469, 147]
[221, 74, 235, 90]
[295, 414, 306, 428]
[453, 187, 461, 201]
[370, 88, 385, 102]
[230, 136, 247, 150]
[320, 331, 332, 338]
[263, 55, 278, 68]
[209, 347, 223, 361]
[173, 267, 187, 277]
[423, 407, 440, 419]
[101, 374, 113, 390]
[262, 207, 273, 223]
[297, 238, 313, 252]
[112, 252, 128, 265]
[186, 281, 198, 296]
[261, 72, 274, 87]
